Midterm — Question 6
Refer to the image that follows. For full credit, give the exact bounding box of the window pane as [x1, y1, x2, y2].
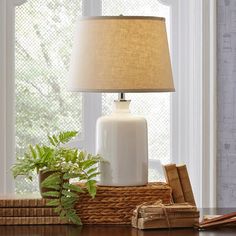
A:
[102, 0, 171, 182]
[15, 0, 82, 194]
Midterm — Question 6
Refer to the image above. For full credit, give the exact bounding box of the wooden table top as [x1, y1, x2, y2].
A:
[1, 224, 236, 236]
[0, 209, 236, 236]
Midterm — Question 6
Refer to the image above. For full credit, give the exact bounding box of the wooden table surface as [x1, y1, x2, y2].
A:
[0, 209, 236, 236]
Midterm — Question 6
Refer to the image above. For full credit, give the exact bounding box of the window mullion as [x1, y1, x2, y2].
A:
[0, 0, 7, 194]
[0, 0, 23, 194]
[82, 0, 102, 16]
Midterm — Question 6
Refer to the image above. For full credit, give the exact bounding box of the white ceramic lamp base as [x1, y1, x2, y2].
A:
[96, 100, 148, 186]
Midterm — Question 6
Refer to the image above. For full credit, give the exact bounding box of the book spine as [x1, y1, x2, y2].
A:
[0, 217, 68, 225]
[198, 217, 236, 229]
[163, 164, 185, 203]
[139, 212, 200, 219]
[200, 212, 236, 226]
[140, 206, 197, 214]
[177, 165, 196, 206]
[0, 199, 47, 208]
[136, 217, 199, 229]
[0, 208, 57, 217]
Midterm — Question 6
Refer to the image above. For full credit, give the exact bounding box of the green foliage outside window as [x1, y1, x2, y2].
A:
[15, 0, 83, 193]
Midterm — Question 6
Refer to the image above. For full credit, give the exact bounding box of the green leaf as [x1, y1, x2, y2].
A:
[78, 151, 85, 161]
[86, 180, 97, 198]
[29, 145, 37, 159]
[72, 149, 78, 162]
[42, 191, 60, 198]
[60, 210, 67, 219]
[77, 174, 88, 181]
[66, 210, 82, 225]
[24, 153, 31, 160]
[61, 196, 77, 208]
[54, 206, 62, 213]
[48, 136, 55, 146]
[62, 190, 78, 198]
[35, 144, 43, 157]
[87, 180, 96, 185]
[41, 148, 54, 163]
[41, 180, 62, 188]
[63, 183, 84, 193]
[87, 167, 97, 175]
[41, 172, 62, 187]
[41, 184, 61, 190]
[58, 131, 78, 144]
[46, 199, 60, 206]
[63, 173, 79, 180]
[82, 160, 98, 170]
[52, 135, 59, 145]
[88, 172, 100, 180]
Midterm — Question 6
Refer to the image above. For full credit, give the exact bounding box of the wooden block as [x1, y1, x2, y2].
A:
[177, 164, 196, 206]
[163, 164, 185, 203]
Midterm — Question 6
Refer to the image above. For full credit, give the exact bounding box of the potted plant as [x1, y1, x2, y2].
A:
[12, 131, 101, 225]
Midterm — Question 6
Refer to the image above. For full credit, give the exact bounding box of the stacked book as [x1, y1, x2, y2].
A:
[0, 195, 67, 225]
[132, 202, 199, 229]
[163, 164, 196, 205]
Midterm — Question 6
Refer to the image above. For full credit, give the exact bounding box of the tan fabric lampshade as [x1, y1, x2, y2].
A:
[68, 16, 174, 92]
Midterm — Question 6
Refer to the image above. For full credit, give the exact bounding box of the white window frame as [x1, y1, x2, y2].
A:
[0, 0, 27, 194]
[0, 0, 216, 208]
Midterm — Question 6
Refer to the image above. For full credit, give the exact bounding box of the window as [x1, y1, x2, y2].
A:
[14, 0, 171, 193]
[1, 0, 216, 207]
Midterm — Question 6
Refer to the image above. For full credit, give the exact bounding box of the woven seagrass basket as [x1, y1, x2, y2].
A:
[74, 182, 172, 224]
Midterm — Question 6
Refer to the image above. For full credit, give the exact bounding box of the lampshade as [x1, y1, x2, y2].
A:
[68, 16, 174, 92]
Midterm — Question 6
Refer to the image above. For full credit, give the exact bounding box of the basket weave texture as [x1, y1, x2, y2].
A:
[74, 182, 172, 224]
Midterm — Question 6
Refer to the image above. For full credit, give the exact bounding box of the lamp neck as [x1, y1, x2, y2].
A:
[113, 100, 131, 113]
[118, 92, 126, 101]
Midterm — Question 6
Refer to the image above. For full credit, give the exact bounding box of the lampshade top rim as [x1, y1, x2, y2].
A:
[79, 16, 165, 21]
[69, 88, 175, 93]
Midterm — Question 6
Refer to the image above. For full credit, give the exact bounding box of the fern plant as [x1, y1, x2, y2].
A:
[12, 131, 101, 225]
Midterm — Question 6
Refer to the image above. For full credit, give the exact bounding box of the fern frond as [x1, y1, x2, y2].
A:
[86, 180, 97, 198]
[29, 145, 37, 159]
[63, 183, 84, 193]
[12, 130, 101, 226]
[41, 172, 62, 187]
[42, 191, 60, 198]
[36, 144, 43, 157]
[48, 136, 56, 146]
[46, 199, 60, 206]
[58, 131, 78, 144]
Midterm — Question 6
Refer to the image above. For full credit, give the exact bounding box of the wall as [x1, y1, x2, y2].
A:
[217, 0, 236, 207]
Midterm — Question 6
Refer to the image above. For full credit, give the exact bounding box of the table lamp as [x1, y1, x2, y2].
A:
[68, 16, 174, 186]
